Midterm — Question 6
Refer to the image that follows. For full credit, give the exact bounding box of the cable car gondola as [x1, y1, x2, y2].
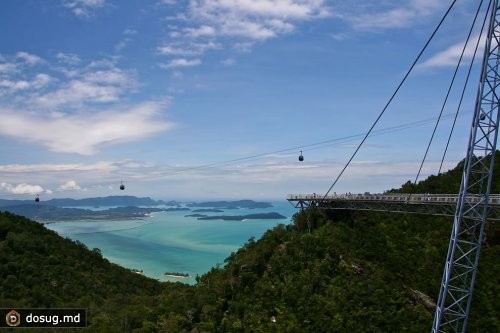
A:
[298, 150, 304, 162]
[35, 194, 40, 203]
[120, 181, 125, 191]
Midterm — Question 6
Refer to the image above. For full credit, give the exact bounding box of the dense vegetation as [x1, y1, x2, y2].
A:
[387, 152, 500, 194]
[0, 154, 498, 332]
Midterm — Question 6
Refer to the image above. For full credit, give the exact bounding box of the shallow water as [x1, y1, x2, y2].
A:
[45, 201, 297, 284]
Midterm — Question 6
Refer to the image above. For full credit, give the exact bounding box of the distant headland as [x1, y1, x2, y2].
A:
[186, 200, 273, 209]
[195, 212, 287, 221]
[0, 196, 283, 222]
[164, 272, 190, 278]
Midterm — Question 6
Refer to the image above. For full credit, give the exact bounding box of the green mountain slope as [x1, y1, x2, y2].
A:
[0, 153, 498, 332]
[387, 152, 499, 194]
[0, 212, 168, 332]
[187, 211, 498, 332]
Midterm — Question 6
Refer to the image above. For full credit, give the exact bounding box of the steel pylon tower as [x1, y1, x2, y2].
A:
[432, 1, 500, 332]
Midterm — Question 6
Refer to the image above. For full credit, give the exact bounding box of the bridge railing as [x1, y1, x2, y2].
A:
[287, 193, 500, 205]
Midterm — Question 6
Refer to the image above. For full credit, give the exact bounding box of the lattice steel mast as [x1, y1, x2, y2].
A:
[432, 1, 500, 332]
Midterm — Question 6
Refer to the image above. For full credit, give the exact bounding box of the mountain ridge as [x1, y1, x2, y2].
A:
[0, 195, 167, 208]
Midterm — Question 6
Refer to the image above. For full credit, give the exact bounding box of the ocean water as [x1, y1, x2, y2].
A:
[45, 201, 298, 284]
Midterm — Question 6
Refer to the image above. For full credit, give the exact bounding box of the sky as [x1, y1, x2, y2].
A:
[0, 0, 490, 201]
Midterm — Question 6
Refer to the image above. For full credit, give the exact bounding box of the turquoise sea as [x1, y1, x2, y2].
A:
[45, 201, 297, 284]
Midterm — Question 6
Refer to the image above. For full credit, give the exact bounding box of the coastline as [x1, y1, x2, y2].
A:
[164, 274, 190, 279]
[44, 219, 155, 236]
[44, 200, 296, 285]
[164, 272, 191, 278]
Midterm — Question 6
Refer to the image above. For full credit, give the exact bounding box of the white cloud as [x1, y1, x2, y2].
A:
[418, 34, 485, 68]
[184, 25, 216, 37]
[157, 0, 330, 68]
[62, 0, 107, 18]
[37, 80, 122, 107]
[186, 0, 329, 40]
[0, 62, 18, 74]
[336, 0, 447, 30]
[33, 73, 53, 88]
[0, 52, 175, 155]
[0, 73, 52, 92]
[115, 29, 138, 51]
[56, 52, 81, 65]
[85, 68, 132, 85]
[0, 52, 137, 106]
[157, 41, 220, 56]
[1, 182, 45, 195]
[161, 58, 202, 68]
[233, 41, 255, 52]
[58, 180, 81, 190]
[330, 32, 350, 41]
[0, 52, 54, 95]
[0, 79, 30, 91]
[0, 160, 150, 198]
[123, 29, 137, 36]
[159, 0, 177, 4]
[191, 0, 329, 20]
[130, 158, 459, 199]
[349, 8, 414, 29]
[16, 52, 43, 65]
[0, 161, 116, 173]
[0, 101, 174, 155]
[222, 58, 236, 66]
[35, 64, 136, 109]
[0, 155, 460, 200]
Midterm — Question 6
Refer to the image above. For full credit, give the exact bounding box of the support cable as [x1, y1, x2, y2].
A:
[0, 112, 469, 200]
[319, 0, 458, 201]
[408, 0, 487, 200]
[438, 1, 491, 174]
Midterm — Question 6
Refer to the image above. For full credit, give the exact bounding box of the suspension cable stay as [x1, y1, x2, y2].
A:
[432, 1, 500, 332]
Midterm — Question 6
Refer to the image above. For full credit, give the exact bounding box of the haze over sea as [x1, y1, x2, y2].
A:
[45, 201, 297, 284]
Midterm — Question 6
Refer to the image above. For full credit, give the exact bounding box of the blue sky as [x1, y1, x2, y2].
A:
[0, 0, 487, 200]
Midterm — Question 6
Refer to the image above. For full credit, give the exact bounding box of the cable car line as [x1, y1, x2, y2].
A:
[438, 0, 488, 174]
[156, 112, 467, 178]
[318, 0, 458, 202]
[0, 111, 470, 201]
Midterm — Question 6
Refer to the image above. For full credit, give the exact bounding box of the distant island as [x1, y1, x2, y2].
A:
[187, 200, 273, 209]
[164, 207, 191, 212]
[164, 272, 190, 278]
[43, 196, 167, 207]
[197, 212, 286, 221]
[185, 214, 209, 218]
[0, 204, 165, 222]
[0, 196, 282, 222]
[0, 195, 170, 209]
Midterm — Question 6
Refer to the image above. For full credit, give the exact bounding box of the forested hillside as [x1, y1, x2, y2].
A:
[387, 152, 500, 194]
[0, 153, 498, 332]
[0, 211, 168, 332]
